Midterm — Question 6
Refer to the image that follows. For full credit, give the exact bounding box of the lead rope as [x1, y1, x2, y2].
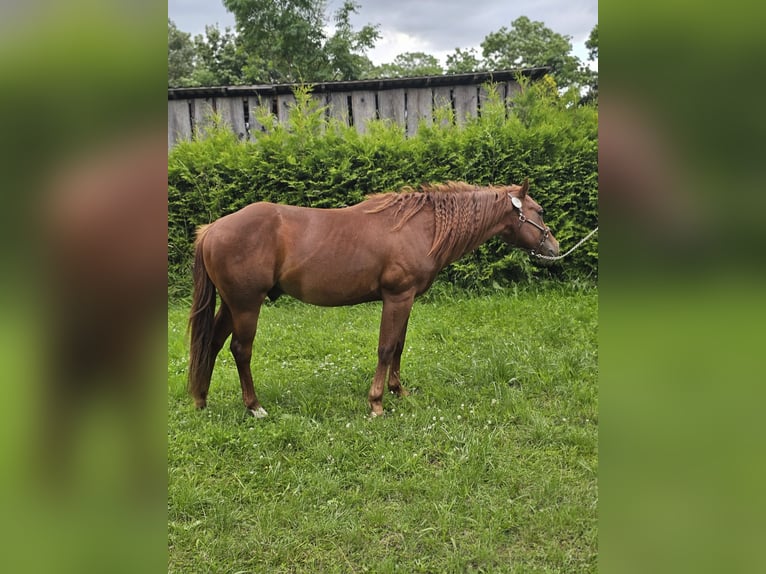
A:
[531, 226, 599, 261]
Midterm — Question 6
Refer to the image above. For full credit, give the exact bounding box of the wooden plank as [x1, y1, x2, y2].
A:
[192, 98, 216, 138]
[327, 92, 350, 125]
[215, 96, 248, 141]
[213, 97, 234, 131]
[432, 86, 453, 126]
[309, 92, 329, 133]
[311, 92, 328, 109]
[505, 80, 522, 111]
[505, 80, 522, 99]
[406, 87, 432, 137]
[247, 95, 273, 135]
[376, 89, 406, 128]
[478, 82, 501, 104]
[432, 86, 452, 110]
[168, 100, 192, 148]
[311, 92, 329, 118]
[478, 83, 502, 116]
[452, 84, 478, 125]
[351, 90, 376, 134]
[276, 93, 296, 124]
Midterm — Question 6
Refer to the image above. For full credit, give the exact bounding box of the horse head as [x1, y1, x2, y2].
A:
[501, 179, 560, 258]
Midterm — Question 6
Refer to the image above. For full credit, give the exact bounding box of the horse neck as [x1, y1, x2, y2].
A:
[431, 190, 508, 267]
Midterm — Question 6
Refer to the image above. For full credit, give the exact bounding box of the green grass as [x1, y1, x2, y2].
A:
[168, 284, 597, 573]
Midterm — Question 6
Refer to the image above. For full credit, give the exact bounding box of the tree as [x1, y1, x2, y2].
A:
[481, 16, 584, 87]
[580, 23, 598, 104]
[372, 52, 443, 78]
[222, 0, 378, 83]
[223, 0, 324, 82]
[585, 23, 598, 62]
[445, 47, 483, 74]
[168, 19, 195, 87]
[324, 1, 379, 80]
[191, 25, 248, 86]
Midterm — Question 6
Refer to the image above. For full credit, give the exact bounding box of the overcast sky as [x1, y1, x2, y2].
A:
[168, 0, 597, 68]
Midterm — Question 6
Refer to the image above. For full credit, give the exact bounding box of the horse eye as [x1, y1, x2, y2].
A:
[538, 209, 544, 216]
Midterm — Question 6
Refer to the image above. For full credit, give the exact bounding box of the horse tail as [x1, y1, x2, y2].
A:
[188, 224, 216, 405]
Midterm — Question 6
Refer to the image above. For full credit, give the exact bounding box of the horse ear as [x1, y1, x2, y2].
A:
[519, 178, 529, 197]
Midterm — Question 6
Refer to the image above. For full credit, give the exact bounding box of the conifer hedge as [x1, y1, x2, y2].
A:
[168, 79, 597, 294]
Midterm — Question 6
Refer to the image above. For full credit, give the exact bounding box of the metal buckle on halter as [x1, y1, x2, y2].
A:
[510, 195, 526, 223]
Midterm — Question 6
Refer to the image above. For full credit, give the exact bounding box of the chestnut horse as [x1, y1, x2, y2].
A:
[188, 180, 559, 417]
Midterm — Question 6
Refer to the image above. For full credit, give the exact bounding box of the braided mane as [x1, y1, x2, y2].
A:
[365, 182, 509, 261]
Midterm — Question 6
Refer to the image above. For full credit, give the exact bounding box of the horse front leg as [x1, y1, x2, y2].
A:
[369, 290, 415, 416]
[387, 314, 411, 398]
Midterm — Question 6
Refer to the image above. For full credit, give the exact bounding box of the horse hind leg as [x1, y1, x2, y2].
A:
[193, 303, 233, 409]
[229, 296, 268, 418]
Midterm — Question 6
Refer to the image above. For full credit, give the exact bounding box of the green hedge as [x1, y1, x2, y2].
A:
[168, 79, 597, 295]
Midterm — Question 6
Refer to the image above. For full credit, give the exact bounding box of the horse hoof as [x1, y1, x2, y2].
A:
[248, 407, 269, 418]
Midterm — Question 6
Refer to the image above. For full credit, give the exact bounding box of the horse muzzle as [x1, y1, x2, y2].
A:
[540, 235, 560, 258]
[530, 229, 560, 265]
[522, 217, 558, 258]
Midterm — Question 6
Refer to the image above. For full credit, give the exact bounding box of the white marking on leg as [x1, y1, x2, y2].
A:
[249, 407, 268, 418]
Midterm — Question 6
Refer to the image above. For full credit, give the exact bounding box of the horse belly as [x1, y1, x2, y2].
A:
[278, 256, 382, 306]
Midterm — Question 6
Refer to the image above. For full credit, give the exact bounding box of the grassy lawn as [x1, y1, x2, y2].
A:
[168, 283, 597, 573]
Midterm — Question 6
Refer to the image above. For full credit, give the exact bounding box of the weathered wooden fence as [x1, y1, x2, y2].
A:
[167, 68, 547, 149]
